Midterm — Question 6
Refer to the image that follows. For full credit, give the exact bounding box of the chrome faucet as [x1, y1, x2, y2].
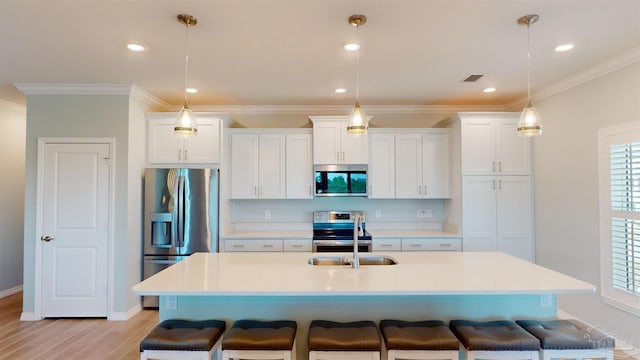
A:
[352, 214, 364, 269]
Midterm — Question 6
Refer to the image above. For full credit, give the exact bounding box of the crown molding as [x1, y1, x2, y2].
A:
[187, 104, 506, 115]
[505, 46, 640, 111]
[0, 99, 26, 114]
[129, 85, 171, 110]
[13, 83, 137, 96]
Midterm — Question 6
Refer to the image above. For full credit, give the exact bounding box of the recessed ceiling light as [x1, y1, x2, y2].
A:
[334, 88, 347, 94]
[554, 43, 575, 52]
[126, 43, 146, 52]
[344, 43, 360, 51]
[186, 88, 198, 94]
[483, 87, 496, 93]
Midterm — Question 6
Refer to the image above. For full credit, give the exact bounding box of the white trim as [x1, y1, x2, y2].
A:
[130, 85, 171, 110]
[505, 46, 640, 111]
[15, 83, 134, 95]
[35, 137, 116, 319]
[108, 303, 142, 321]
[0, 285, 23, 298]
[188, 104, 506, 115]
[597, 121, 640, 318]
[0, 99, 26, 114]
[19, 312, 41, 321]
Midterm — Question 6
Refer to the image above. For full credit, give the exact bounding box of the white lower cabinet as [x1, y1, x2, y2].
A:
[462, 175, 533, 261]
[283, 239, 312, 252]
[224, 239, 284, 252]
[401, 237, 462, 251]
[372, 238, 402, 251]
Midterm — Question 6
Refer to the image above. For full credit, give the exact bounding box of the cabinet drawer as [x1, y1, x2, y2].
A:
[401, 238, 462, 251]
[283, 239, 312, 252]
[224, 239, 283, 252]
[372, 238, 402, 251]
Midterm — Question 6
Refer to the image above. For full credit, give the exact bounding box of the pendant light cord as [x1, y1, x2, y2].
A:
[184, 22, 190, 106]
[526, 21, 531, 104]
[355, 24, 360, 102]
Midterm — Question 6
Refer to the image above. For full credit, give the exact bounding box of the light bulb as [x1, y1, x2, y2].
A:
[517, 102, 543, 137]
[347, 101, 367, 135]
[174, 104, 198, 137]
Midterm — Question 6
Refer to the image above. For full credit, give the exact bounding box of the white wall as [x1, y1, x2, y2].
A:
[534, 62, 640, 345]
[0, 100, 25, 295]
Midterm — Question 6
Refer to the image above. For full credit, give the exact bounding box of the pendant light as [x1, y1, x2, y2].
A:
[347, 14, 368, 135]
[174, 14, 198, 137]
[517, 14, 543, 137]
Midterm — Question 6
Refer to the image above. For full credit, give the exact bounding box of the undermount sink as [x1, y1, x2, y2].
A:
[308, 255, 398, 266]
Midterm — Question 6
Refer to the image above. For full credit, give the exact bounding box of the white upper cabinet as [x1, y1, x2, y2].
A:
[368, 132, 396, 198]
[460, 113, 531, 175]
[147, 113, 226, 164]
[231, 132, 286, 199]
[310, 116, 368, 164]
[285, 132, 314, 199]
[395, 130, 450, 199]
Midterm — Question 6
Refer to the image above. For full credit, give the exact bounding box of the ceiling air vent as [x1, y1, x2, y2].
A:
[462, 74, 486, 82]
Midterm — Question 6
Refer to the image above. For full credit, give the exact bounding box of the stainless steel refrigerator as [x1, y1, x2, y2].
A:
[142, 168, 219, 307]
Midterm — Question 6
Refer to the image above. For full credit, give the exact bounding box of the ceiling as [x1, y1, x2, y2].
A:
[1, 0, 639, 108]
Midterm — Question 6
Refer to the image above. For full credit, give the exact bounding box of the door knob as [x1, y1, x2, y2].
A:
[41, 235, 54, 242]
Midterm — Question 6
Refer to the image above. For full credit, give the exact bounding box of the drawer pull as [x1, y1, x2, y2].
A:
[292, 244, 303, 248]
[263, 244, 273, 248]
[439, 243, 452, 247]
[233, 244, 244, 248]
[410, 243, 422, 247]
[381, 244, 393, 247]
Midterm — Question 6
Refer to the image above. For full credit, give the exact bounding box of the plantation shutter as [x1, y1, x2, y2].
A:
[610, 142, 640, 295]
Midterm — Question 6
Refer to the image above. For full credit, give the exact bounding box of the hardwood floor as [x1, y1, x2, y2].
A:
[0, 293, 158, 360]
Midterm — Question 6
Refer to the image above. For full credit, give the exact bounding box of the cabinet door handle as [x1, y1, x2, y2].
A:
[492, 180, 496, 190]
[439, 243, 452, 247]
[423, 185, 427, 195]
[184, 149, 188, 161]
[263, 244, 273, 248]
[498, 179, 502, 190]
[381, 244, 393, 247]
[417, 186, 422, 195]
[233, 244, 244, 248]
[254, 186, 258, 196]
[292, 244, 303, 248]
[342, 152, 345, 162]
[337, 152, 340, 162]
[498, 162, 502, 172]
[410, 243, 422, 247]
[178, 149, 182, 161]
[492, 162, 496, 172]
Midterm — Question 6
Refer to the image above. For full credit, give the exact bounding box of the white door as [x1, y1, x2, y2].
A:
[258, 134, 286, 199]
[313, 121, 341, 164]
[41, 142, 110, 317]
[422, 132, 450, 198]
[460, 117, 496, 175]
[231, 134, 259, 199]
[496, 119, 531, 175]
[395, 134, 422, 198]
[286, 133, 313, 199]
[340, 122, 369, 164]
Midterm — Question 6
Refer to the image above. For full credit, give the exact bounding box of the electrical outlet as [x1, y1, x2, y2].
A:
[165, 296, 177, 310]
[540, 294, 553, 307]
[425, 209, 432, 218]
[417, 209, 431, 218]
[417, 210, 425, 218]
[375, 209, 382, 218]
[264, 210, 271, 219]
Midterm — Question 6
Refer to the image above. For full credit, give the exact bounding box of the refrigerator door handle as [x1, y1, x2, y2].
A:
[177, 174, 185, 248]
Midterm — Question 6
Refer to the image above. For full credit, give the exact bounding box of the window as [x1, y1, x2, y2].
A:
[599, 122, 640, 316]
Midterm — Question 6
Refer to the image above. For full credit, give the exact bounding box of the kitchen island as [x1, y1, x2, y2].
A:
[133, 251, 594, 358]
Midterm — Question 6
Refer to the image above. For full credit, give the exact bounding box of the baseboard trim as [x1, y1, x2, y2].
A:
[108, 303, 142, 321]
[558, 307, 640, 358]
[0, 285, 23, 299]
[20, 312, 41, 321]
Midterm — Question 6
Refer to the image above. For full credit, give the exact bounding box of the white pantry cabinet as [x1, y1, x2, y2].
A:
[462, 175, 533, 261]
[310, 116, 368, 164]
[395, 130, 450, 199]
[285, 132, 314, 199]
[459, 113, 530, 175]
[368, 132, 396, 198]
[147, 113, 226, 164]
[231, 132, 286, 199]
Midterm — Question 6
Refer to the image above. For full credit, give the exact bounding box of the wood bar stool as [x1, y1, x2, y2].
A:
[140, 319, 226, 360]
[380, 320, 460, 360]
[516, 319, 615, 360]
[308, 320, 381, 360]
[449, 320, 540, 360]
[221, 319, 297, 360]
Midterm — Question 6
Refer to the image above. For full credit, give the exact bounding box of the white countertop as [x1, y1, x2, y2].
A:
[370, 230, 460, 238]
[132, 252, 595, 296]
[222, 231, 311, 239]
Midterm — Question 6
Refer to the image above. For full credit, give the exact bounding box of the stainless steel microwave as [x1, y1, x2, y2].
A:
[314, 165, 368, 197]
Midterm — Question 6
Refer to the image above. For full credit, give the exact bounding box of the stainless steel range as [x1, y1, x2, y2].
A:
[312, 211, 372, 252]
